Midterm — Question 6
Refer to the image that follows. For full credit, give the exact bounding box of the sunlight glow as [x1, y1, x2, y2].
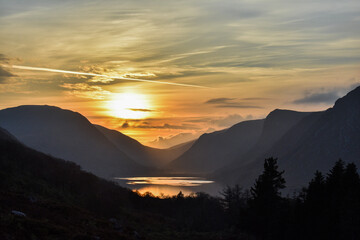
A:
[107, 92, 152, 119]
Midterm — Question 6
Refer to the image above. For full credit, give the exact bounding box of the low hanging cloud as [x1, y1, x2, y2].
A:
[292, 87, 354, 105]
[205, 97, 262, 109]
[293, 91, 340, 104]
[149, 133, 197, 149]
[210, 114, 246, 127]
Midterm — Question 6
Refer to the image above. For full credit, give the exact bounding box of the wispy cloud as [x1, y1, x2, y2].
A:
[205, 97, 262, 109]
[128, 108, 153, 112]
[0, 67, 16, 83]
[293, 91, 340, 104]
[1, 0, 359, 144]
[293, 85, 360, 105]
[124, 123, 199, 130]
[60, 83, 110, 100]
[205, 98, 235, 104]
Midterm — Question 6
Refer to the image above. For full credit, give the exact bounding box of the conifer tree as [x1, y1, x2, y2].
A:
[248, 157, 286, 239]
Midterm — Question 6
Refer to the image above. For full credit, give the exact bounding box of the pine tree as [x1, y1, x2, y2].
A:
[220, 184, 245, 227]
[306, 171, 325, 204]
[251, 157, 285, 201]
[248, 157, 286, 239]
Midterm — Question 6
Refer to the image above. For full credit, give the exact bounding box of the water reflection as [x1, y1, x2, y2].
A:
[115, 176, 222, 197]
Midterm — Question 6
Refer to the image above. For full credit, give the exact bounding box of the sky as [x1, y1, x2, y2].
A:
[0, 0, 359, 148]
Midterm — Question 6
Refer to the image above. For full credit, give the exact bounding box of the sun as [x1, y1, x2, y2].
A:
[108, 92, 151, 119]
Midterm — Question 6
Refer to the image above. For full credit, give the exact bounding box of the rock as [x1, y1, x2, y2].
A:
[11, 210, 26, 217]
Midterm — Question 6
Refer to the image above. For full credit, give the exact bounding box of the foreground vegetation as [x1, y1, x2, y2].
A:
[1, 135, 360, 239]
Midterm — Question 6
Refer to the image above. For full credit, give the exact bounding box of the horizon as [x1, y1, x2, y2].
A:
[1, 0, 359, 148]
[0, 87, 356, 149]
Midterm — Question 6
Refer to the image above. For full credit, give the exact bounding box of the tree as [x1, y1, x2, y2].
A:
[306, 171, 325, 204]
[220, 184, 247, 227]
[248, 157, 286, 239]
[251, 157, 285, 201]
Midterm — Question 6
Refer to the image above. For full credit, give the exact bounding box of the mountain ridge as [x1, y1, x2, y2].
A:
[214, 86, 360, 189]
[0, 105, 145, 179]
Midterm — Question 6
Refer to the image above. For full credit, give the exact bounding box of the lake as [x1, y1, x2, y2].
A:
[115, 177, 223, 197]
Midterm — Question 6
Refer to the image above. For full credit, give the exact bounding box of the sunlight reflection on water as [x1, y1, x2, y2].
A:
[115, 176, 222, 197]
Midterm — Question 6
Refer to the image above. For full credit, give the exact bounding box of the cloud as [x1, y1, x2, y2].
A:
[125, 123, 199, 130]
[0, 54, 18, 83]
[128, 108, 153, 112]
[148, 132, 197, 149]
[205, 97, 262, 109]
[205, 98, 235, 104]
[0, 67, 16, 83]
[60, 83, 110, 100]
[0, 54, 10, 63]
[293, 90, 341, 104]
[210, 114, 248, 127]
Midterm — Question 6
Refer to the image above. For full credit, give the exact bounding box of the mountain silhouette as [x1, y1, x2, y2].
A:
[0, 105, 145, 179]
[95, 124, 194, 168]
[215, 86, 360, 189]
[167, 119, 264, 173]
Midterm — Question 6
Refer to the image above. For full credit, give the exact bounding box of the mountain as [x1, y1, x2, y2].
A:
[0, 105, 145, 179]
[216, 86, 360, 190]
[0, 127, 17, 142]
[0, 129, 236, 239]
[167, 119, 265, 174]
[95, 124, 194, 168]
[225, 109, 311, 169]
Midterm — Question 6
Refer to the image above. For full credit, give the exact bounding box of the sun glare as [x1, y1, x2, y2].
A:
[107, 92, 151, 119]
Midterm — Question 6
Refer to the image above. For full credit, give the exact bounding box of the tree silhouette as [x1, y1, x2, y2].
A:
[251, 157, 285, 201]
[248, 157, 286, 239]
[220, 184, 248, 227]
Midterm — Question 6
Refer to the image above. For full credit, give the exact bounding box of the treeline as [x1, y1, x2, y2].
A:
[133, 157, 360, 239]
[217, 158, 360, 239]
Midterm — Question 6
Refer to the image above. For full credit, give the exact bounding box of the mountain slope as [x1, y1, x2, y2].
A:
[217, 86, 360, 189]
[95, 124, 194, 167]
[0, 130, 237, 240]
[0, 129, 139, 239]
[229, 109, 311, 168]
[0, 105, 145, 179]
[168, 119, 265, 173]
[0, 127, 16, 142]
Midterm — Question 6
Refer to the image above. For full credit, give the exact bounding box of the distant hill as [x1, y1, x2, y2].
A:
[0, 105, 145, 179]
[95, 124, 194, 168]
[167, 119, 265, 173]
[215, 86, 360, 190]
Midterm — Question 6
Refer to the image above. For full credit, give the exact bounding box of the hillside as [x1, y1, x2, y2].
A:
[0, 105, 144, 179]
[0, 130, 235, 240]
